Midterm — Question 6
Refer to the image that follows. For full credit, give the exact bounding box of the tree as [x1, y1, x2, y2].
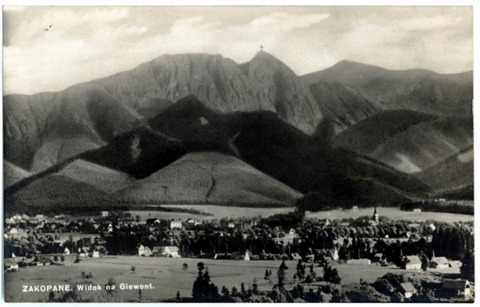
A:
[252, 278, 259, 295]
[277, 263, 287, 288]
[460, 248, 474, 281]
[324, 265, 341, 284]
[420, 252, 429, 272]
[106, 277, 117, 296]
[264, 269, 271, 280]
[192, 262, 215, 301]
[221, 286, 230, 298]
[296, 259, 305, 280]
[48, 290, 55, 302]
[231, 286, 239, 297]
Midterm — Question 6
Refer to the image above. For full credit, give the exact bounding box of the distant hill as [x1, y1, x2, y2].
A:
[112, 152, 302, 206]
[415, 146, 473, 191]
[303, 60, 473, 118]
[4, 161, 31, 188]
[309, 81, 384, 133]
[334, 110, 472, 173]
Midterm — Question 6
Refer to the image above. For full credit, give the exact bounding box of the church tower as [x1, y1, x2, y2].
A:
[373, 206, 379, 224]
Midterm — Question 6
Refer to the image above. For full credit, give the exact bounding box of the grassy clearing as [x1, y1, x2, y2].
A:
[306, 207, 474, 222]
[4, 255, 459, 302]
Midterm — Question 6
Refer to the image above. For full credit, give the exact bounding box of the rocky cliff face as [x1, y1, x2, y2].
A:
[4, 52, 324, 172]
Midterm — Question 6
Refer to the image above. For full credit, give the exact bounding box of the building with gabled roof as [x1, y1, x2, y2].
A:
[404, 255, 422, 270]
[399, 282, 417, 299]
[441, 279, 471, 298]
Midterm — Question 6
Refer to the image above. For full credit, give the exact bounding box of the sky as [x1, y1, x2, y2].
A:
[2, 6, 473, 95]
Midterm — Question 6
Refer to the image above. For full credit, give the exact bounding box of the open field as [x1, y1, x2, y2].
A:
[129, 205, 474, 222]
[306, 207, 474, 222]
[130, 205, 294, 221]
[4, 255, 459, 302]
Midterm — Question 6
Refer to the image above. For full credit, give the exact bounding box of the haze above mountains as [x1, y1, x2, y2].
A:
[4, 51, 473, 211]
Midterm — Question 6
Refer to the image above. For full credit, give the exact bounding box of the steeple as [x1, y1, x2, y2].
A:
[373, 206, 379, 224]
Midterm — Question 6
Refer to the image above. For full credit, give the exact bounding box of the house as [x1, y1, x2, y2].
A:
[373, 253, 384, 262]
[152, 246, 162, 256]
[289, 228, 296, 235]
[101, 211, 109, 217]
[64, 247, 71, 255]
[346, 259, 371, 265]
[146, 218, 161, 225]
[441, 279, 471, 298]
[79, 247, 90, 257]
[400, 282, 417, 299]
[170, 220, 182, 230]
[92, 250, 100, 258]
[227, 222, 235, 229]
[4, 258, 19, 272]
[156, 246, 180, 258]
[430, 257, 450, 269]
[404, 255, 422, 270]
[138, 245, 152, 257]
[413, 208, 422, 213]
[291, 253, 302, 260]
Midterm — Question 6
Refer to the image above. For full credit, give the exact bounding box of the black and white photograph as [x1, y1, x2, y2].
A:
[2, 4, 475, 303]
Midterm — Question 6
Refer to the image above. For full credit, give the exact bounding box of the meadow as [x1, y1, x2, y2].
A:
[305, 207, 474, 222]
[4, 255, 459, 302]
[130, 205, 295, 221]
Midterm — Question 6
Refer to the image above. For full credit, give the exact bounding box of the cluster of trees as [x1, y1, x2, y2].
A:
[187, 260, 343, 303]
[431, 224, 474, 260]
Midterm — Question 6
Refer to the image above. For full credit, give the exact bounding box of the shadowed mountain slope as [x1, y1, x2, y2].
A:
[415, 146, 473, 191]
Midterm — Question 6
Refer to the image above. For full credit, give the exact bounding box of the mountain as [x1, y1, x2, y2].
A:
[112, 152, 302, 206]
[334, 111, 473, 173]
[5, 96, 429, 212]
[302, 60, 473, 118]
[334, 110, 438, 155]
[4, 52, 325, 173]
[4, 161, 31, 188]
[309, 81, 384, 133]
[148, 96, 428, 196]
[4, 87, 139, 173]
[415, 146, 473, 191]
[303, 60, 472, 88]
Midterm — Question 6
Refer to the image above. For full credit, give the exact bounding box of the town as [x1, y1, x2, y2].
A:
[4, 207, 474, 302]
